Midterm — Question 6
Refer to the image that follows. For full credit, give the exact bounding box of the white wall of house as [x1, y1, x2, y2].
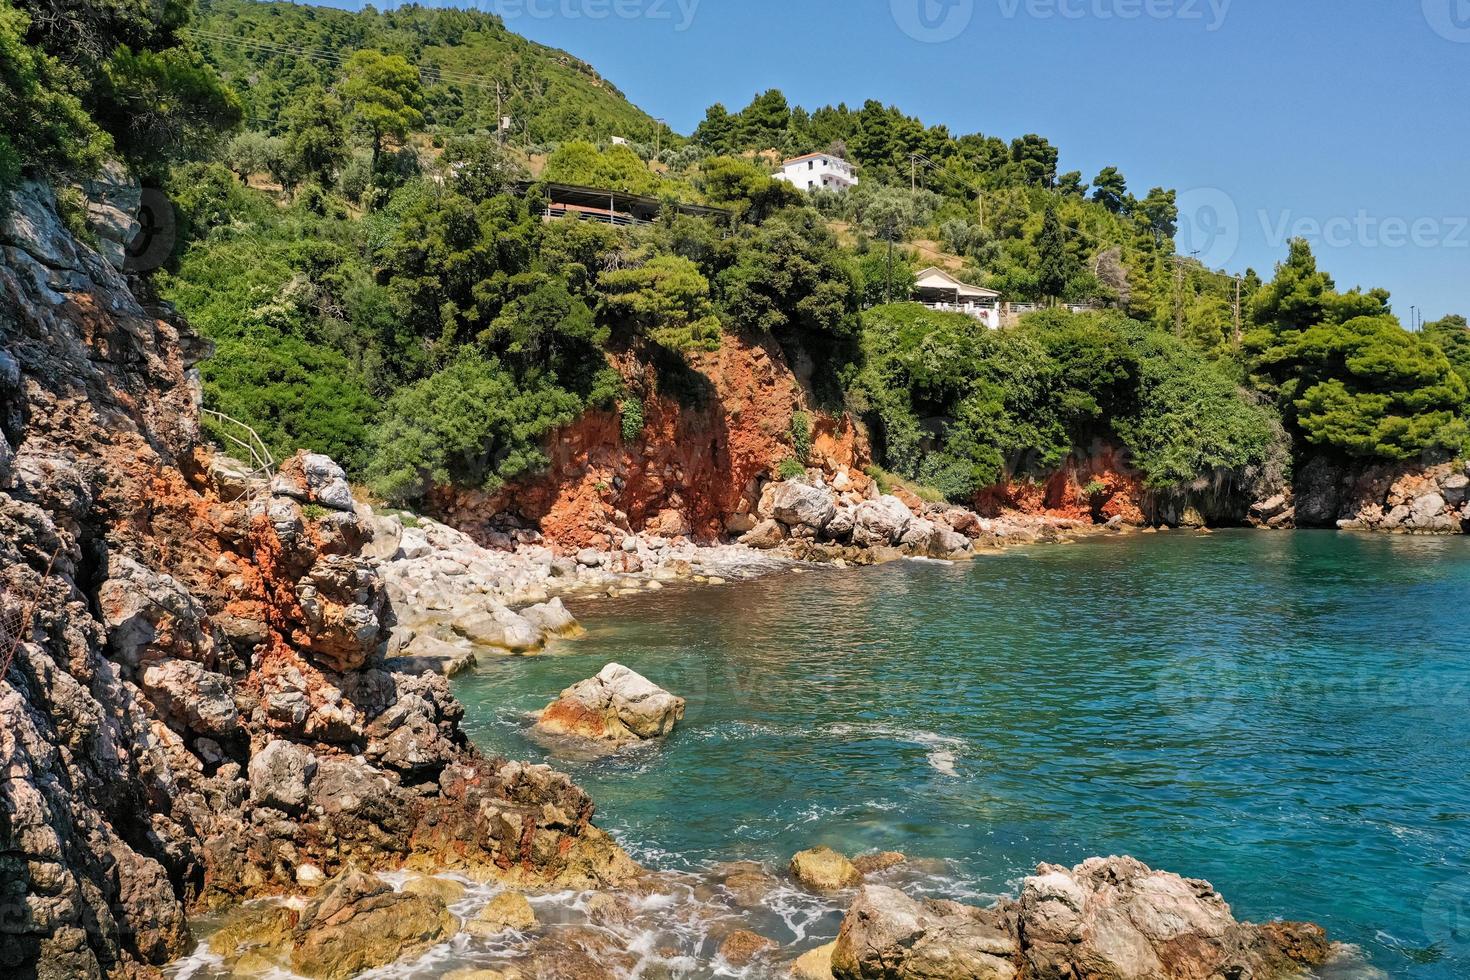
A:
[773, 154, 858, 192]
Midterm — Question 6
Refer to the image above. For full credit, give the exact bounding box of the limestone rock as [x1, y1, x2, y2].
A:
[852, 851, 906, 875]
[1017, 856, 1329, 980]
[833, 884, 1018, 979]
[790, 846, 862, 891]
[792, 942, 838, 980]
[520, 597, 579, 637]
[289, 871, 457, 980]
[97, 555, 214, 667]
[740, 518, 786, 550]
[140, 659, 240, 739]
[534, 663, 685, 746]
[1442, 472, 1470, 506]
[770, 480, 838, 532]
[402, 875, 468, 905]
[852, 496, 914, 548]
[475, 891, 537, 933]
[247, 740, 318, 813]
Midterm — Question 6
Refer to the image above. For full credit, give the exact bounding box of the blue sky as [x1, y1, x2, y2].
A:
[321, 0, 1469, 321]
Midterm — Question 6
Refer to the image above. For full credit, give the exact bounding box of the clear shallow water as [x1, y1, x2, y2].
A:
[454, 531, 1470, 978]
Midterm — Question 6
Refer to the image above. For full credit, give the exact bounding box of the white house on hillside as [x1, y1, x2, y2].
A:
[773, 152, 858, 192]
[913, 267, 1002, 329]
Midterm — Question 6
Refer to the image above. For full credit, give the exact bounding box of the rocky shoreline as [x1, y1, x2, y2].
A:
[0, 178, 1417, 980]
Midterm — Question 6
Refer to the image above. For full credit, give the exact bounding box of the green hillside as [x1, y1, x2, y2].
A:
[191, 0, 666, 144]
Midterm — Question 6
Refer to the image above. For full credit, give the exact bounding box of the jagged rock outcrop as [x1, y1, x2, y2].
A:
[833, 885, 1019, 979]
[826, 856, 1332, 980]
[0, 180, 637, 979]
[1286, 456, 1470, 533]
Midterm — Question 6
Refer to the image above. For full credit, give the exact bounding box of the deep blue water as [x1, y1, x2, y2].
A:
[455, 531, 1470, 978]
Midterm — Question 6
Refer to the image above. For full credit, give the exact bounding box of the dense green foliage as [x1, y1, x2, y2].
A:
[10, 0, 1467, 513]
[1245, 240, 1468, 460]
[191, 0, 666, 143]
[0, 0, 239, 198]
[851, 304, 1283, 499]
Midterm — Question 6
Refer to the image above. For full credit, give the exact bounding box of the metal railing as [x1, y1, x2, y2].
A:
[201, 409, 276, 504]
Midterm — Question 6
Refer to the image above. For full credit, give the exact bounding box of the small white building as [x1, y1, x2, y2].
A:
[773, 152, 858, 192]
[914, 267, 1002, 329]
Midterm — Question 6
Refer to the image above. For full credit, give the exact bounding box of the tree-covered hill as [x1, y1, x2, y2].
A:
[4, 0, 1467, 518]
[191, 0, 668, 144]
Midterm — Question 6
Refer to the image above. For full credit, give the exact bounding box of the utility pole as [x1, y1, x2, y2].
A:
[886, 228, 895, 305]
[1172, 256, 1186, 336]
[1232, 274, 1243, 346]
[496, 81, 504, 144]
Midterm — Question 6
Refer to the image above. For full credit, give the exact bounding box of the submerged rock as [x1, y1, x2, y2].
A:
[719, 928, 778, 967]
[533, 663, 685, 747]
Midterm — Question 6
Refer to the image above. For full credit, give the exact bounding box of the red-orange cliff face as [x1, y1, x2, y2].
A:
[974, 443, 1148, 525]
[429, 332, 869, 551]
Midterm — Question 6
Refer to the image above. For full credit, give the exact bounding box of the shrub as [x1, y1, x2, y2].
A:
[778, 458, 806, 480]
[365, 351, 582, 504]
[620, 395, 645, 442]
[790, 411, 813, 462]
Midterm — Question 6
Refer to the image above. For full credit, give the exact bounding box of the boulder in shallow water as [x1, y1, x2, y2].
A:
[790, 846, 862, 891]
[520, 597, 580, 637]
[533, 663, 685, 746]
[833, 884, 1018, 979]
[475, 891, 536, 934]
[1016, 856, 1331, 980]
[791, 941, 838, 980]
[852, 851, 906, 875]
[289, 871, 457, 980]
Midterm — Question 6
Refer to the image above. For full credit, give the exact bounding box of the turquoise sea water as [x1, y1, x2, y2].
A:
[455, 531, 1470, 978]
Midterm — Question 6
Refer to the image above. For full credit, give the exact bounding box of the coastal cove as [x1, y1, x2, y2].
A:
[453, 531, 1470, 980]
